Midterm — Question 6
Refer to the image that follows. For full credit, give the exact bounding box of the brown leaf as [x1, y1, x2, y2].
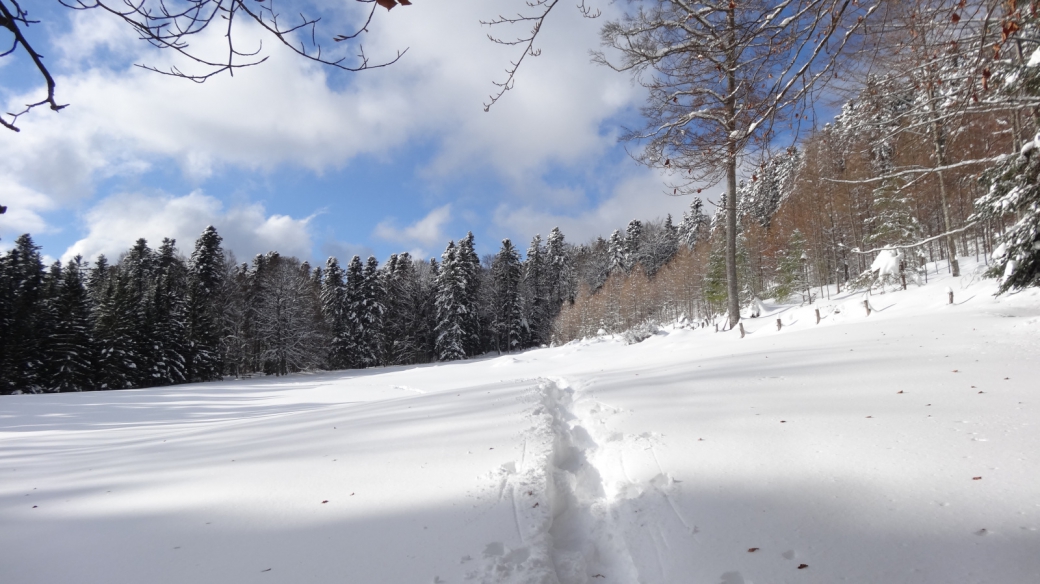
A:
[951, 12, 960, 23]
[798, 564, 809, 570]
[972, 476, 982, 480]
[533, 502, 539, 508]
[780, 420, 786, 423]
[748, 547, 759, 552]
[375, 0, 397, 10]
[321, 500, 328, 504]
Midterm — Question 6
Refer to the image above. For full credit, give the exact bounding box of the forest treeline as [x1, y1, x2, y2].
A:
[0, 218, 704, 393]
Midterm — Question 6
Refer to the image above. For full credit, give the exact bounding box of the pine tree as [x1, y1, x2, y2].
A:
[492, 239, 525, 352]
[1, 235, 47, 393]
[524, 235, 549, 346]
[344, 255, 366, 368]
[185, 227, 225, 382]
[359, 256, 385, 367]
[435, 242, 467, 362]
[147, 239, 189, 386]
[703, 237, 728, 318]
[624, 220, 643, 271]
[320, 257, 350, 369]
[772, 229, 809, 303]
[545, 227, 572, 310]
[457, 232, 482, 356]
[93, 261, 140, 390]
[48, 256, 96, 391]
[36, 261, 63, 391]
[678, 197, 710, 249]
[608, 230, 626, 274]
[977, 133, 1040, 291]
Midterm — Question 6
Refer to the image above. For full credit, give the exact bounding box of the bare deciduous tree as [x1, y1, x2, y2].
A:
[594, 0, 880, 328]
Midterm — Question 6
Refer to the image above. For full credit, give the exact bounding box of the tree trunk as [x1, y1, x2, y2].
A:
[725, 7, 741, 330]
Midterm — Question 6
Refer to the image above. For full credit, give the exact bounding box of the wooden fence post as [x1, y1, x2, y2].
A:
[815, 308, 821, 324]
[863, 300, 872, 316]
[739, 323, 745, 338]
[946, 286, 954, 304]
[776, 318, 782, 331]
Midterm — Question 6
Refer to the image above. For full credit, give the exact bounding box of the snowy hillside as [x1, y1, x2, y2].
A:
[2, 260, 1039, 584]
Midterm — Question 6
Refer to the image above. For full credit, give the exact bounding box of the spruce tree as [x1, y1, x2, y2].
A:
[524, 235, 548, 347]
[608, 230, 626, 274]
[435, 242, 467, 361]
[678, 197, 710, 249]
[320, 257, 350, 369]
[624, 220, 643, 271]
[148, 239, 189, 386]
[457, 232, 482, 356]
[545, 227, 571, 310]
[492, 239, 525, 352]
[359, 256, 385, 367]
[344, 255, 366, 368]
[1, 235, 47, 393]
[772, 230, 809, 303]
[186, 227, 225, 382]
[49, 256, 96, 391]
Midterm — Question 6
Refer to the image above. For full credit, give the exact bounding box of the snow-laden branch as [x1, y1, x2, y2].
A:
[849, 221, 981, 255]
[822, 156, 1008, 184]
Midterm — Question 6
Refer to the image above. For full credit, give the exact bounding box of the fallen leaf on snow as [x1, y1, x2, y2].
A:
[798, 564, 809, 569]
[972, 476, 982, 480]
[748, 547, 759, 552]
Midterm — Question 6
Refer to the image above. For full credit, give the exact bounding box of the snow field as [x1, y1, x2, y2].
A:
[2, 259, 1039, 583]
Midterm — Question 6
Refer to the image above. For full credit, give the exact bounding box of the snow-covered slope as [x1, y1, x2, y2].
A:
[2, 261, 1039, 584]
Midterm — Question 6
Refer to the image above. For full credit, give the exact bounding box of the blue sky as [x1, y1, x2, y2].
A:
[0, 0, 706, 265]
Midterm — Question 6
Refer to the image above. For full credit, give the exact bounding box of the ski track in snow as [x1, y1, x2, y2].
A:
[470, 376, 693, 583]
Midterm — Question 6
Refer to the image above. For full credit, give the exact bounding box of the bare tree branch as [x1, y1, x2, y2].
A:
[0, 0, 68, 131]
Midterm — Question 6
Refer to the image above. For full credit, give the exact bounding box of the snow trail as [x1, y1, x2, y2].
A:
[472, 375, 698, 583]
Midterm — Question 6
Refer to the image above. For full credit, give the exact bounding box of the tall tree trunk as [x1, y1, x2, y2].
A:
[725, 6, 741, 329]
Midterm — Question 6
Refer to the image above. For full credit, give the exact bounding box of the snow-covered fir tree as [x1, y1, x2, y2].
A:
[343, 255, 367, 368]
[523, 235, 549, 347]
[435, 242, 467, 362]
[608, 230, 626, 274]
[320, 257, 350, 369]
[0, 234, 47, 392]
[185, 226, 224, 382]
[456, 232, 482, 357]
[48, 256, 96, 392]
[359, 256, 385, 367]
[492, 239, 525, 352]
[678, 197, 710, 249]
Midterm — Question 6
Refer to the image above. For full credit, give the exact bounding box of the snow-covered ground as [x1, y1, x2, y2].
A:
[2, 260, 1039, 584]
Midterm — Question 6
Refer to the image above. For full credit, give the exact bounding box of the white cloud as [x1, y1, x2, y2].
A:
[2, 1, 640, 201]
[491, 169, 716, 245]
[0, 182, 59, 243]
[61, 190, 315, 263]
[374, 204, 452, 250]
